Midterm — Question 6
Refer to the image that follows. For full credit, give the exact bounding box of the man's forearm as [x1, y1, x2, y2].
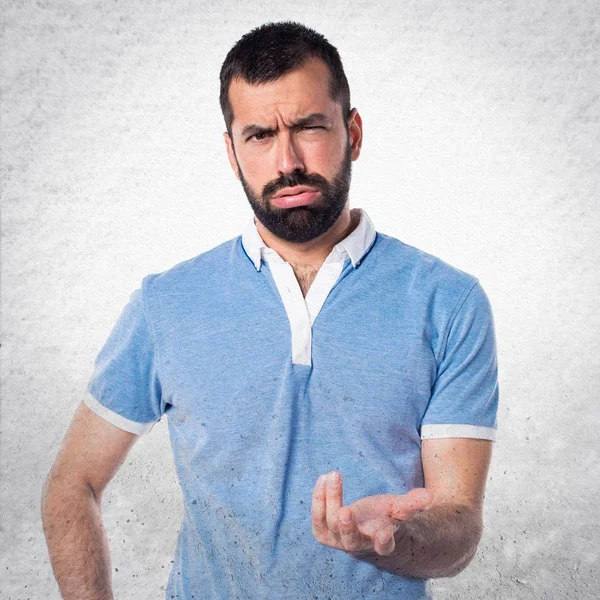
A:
[360, 503, 483, 579]
[41, 475, 114, 600]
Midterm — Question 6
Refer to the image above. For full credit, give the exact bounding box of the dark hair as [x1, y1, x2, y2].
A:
[219, 21, 351, 134]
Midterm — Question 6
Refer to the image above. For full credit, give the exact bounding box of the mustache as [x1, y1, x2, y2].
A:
[262, 171, 329, 200]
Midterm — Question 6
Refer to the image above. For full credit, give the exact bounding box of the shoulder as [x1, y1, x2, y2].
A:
[372, 231, 480, 305]
[140, 236, 242, 301]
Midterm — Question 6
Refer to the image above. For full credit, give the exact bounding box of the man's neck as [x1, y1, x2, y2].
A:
[255, 207, 360, 269]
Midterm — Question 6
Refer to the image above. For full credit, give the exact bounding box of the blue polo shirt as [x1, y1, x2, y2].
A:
[86, 208, 498, 599]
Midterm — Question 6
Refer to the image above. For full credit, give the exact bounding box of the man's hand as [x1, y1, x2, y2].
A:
[311, 471, 434, 556]
[311, 440, 493, 579]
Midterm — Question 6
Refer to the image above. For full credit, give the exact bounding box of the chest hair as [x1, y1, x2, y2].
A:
[291, 263, 320, 297]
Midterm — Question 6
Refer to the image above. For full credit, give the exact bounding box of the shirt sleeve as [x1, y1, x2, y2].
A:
[85, 281, 165, 435]
[420, 281, 499, 441]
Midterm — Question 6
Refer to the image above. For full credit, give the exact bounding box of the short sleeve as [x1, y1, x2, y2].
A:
[420, 281, 499, 441]
[85, 282, 164, 435]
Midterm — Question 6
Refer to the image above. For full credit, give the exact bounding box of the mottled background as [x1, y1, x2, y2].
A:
[1, 0, 599, 598]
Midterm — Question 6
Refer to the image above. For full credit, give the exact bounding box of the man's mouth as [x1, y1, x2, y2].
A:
[271, 186, 321, 209]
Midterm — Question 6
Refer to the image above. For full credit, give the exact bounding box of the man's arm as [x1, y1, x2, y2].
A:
[312, 437, 493, 579]
[369, 437, 492, 578]
[41, 401, 138, 600]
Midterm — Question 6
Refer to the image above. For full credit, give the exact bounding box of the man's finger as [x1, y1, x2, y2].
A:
[338, 507, 367, 553]
[373, 526, 396, 556]
[389, 488, 434, 520]
[325, 471, 343, 534]
[311, 475, 328, 537]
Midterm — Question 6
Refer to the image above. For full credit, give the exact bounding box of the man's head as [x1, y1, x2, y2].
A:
[220, 22, 362, 244]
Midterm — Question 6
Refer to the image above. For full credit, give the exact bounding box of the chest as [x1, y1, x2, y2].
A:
[152, 260, 441, 502]
[159, 292, 437, 439]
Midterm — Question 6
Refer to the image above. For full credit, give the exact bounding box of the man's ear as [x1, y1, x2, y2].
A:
[347, 108, 363, 161]
[223, 132, 241, 180]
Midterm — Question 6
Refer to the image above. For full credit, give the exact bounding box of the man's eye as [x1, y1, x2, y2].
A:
[249, 132, 271, 142]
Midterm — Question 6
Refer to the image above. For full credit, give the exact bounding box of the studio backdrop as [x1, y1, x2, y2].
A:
[2, 1, 598, 598]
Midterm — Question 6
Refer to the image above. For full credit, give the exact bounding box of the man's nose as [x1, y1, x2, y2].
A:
[276, 132, 304, 175]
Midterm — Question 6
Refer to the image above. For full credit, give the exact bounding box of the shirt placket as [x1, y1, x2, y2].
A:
[263, 249, 313, 366]
[305, 251, 347, 326]
[262, 248, 347, 367]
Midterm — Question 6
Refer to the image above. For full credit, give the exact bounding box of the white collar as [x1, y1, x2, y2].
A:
[241, 208, 377, 271]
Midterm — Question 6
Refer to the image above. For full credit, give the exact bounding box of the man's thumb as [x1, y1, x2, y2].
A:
[391, 488, 434, 520]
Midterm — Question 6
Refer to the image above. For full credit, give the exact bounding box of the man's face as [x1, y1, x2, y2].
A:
[224, 58, 362, 243]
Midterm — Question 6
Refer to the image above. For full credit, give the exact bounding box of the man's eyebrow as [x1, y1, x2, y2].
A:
[292, 113, 332, 128]
[240, 113, 332, 139]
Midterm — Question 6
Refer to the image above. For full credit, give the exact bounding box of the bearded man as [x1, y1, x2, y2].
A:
[42, 21, 499, 600]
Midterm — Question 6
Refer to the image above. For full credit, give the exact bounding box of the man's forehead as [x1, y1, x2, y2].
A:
[228, 58, 339, 130]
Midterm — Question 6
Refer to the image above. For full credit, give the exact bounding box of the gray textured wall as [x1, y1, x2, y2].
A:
[2, 1, 599, 598]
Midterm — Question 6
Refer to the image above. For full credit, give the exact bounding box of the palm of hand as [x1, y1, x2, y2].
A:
[312, 472, 433, 556]
[348, 494, 407, 536]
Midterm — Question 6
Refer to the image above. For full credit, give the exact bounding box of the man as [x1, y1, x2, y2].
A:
[42, 21, 498, 600]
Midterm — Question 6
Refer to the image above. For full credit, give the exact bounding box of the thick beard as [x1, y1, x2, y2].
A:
[238, 143, 352, 243]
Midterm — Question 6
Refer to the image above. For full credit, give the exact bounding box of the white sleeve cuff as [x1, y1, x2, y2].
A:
[420, 424, 496, 441]
[84, 394, 157, 435]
